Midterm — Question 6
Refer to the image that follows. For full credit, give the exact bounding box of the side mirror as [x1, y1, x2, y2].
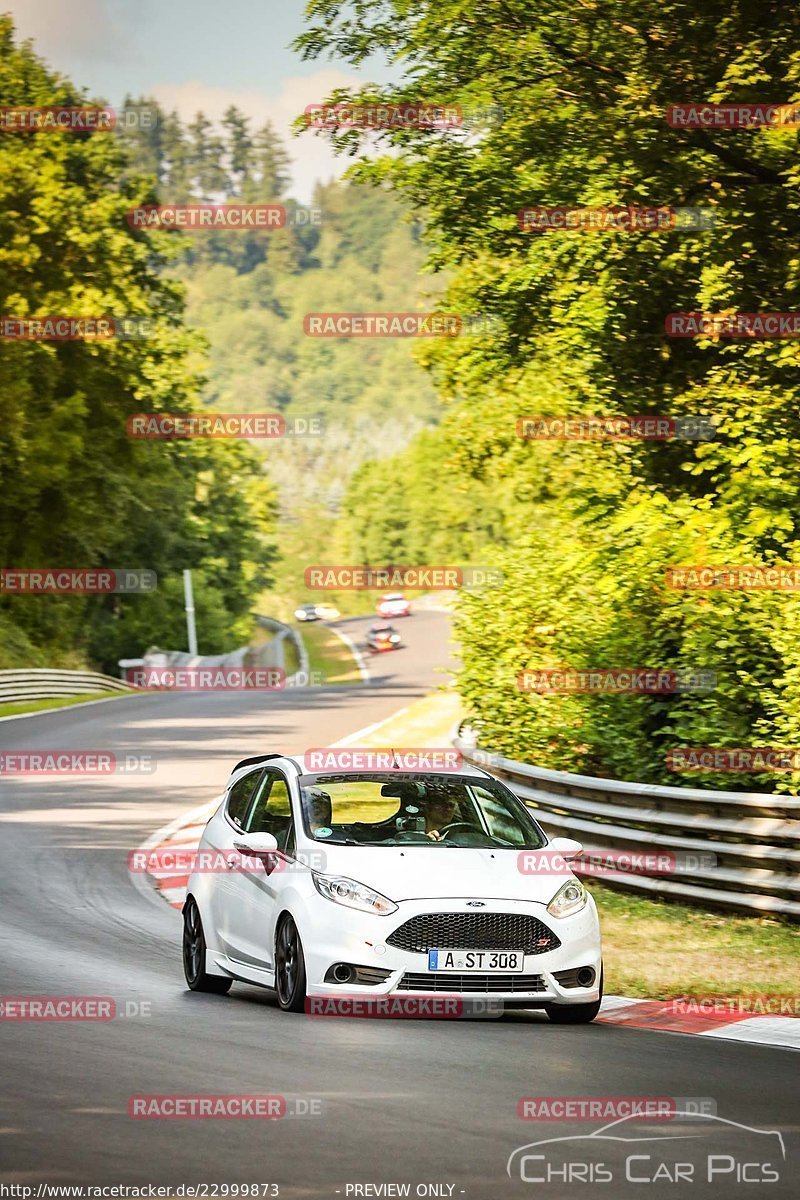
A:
[233, 832, 279, 857]
[546, 836, 583, 860]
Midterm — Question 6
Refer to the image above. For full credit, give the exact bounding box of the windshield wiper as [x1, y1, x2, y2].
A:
[318, 837, 361, 846]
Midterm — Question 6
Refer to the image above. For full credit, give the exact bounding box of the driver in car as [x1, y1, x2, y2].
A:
[303, 787, 332, 834]
[424, 791, 460, 840]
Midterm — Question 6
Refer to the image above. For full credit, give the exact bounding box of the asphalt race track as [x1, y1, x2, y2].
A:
[0, 609, 796, 1197]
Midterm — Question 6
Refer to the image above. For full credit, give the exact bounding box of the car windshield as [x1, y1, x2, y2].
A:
[297, 772, 548, 848]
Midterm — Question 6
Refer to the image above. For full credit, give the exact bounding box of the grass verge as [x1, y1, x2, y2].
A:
[350, 687, 462, 748]
[0, 690, 138, 719]
[302, 622, 363, 685]
[592, 882, 800, 1000]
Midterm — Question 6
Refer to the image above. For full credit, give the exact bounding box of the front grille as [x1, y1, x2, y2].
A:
[397, 972, 547, 993]
[386, 912, 561, 955]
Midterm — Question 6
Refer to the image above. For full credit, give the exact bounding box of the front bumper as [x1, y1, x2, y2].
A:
[299, 894, 602, 1006]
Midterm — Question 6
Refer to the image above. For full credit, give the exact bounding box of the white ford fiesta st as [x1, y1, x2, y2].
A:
[183, 754, 603, 1021]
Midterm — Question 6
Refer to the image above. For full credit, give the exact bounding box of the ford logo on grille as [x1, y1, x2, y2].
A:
[466, 901, 486, 907]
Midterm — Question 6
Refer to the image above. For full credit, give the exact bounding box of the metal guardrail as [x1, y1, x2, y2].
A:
[454, 725, 800, 920]
[0, 668, 131, 706]
[254, 615, 308, 681]
[3, 616, 308, 712]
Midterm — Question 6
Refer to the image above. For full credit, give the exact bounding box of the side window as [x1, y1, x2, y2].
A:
[469, 785, 526, 844]
[245, 770, 294, 850]
[226, 769, 264, 829]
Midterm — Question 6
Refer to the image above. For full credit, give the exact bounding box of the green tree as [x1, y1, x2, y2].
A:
[187, 111, 228, 198]
[222, 105, 253, 196]
[161, 109, 192, 197]
[249, 120, 291, 198]
[0, 17, 277, 671]
[297, 0, 800, 790]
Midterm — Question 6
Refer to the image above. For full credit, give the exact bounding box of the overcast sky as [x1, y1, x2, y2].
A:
[4, 0, 394, 201]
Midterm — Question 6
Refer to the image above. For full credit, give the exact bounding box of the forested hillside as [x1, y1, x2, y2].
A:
[299, 0, 800, 789]
[0, 31, 439, 668]
[118, 100, 440, 613]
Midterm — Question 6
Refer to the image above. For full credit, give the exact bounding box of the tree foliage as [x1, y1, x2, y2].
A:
[0, 19, 277, 670]
[296, 0, 800, 789]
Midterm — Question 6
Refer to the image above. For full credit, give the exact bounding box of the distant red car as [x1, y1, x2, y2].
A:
[377, 592, 411, 618]
[366, 624, 403, 653]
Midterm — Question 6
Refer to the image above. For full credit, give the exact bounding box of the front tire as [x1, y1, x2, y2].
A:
[275, 915, 307, 1012]
[544, 965, 603, 1024]
[183, 898, 232, 994]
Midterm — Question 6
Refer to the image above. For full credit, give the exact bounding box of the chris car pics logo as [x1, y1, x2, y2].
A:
[507, 1112, 785, 1185]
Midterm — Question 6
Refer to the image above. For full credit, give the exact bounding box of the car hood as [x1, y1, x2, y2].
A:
[311, 845, 572, 904]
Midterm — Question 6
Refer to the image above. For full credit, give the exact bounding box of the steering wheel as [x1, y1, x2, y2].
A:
[435, 821, 483, 837]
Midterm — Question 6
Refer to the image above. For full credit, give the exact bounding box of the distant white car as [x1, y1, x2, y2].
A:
[294, 603, 340, 622]
[183, 755, 603, 1019]
[377, 593, 411, 618]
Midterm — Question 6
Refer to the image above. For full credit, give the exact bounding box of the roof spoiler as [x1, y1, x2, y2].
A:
[230, 752, 284, 776]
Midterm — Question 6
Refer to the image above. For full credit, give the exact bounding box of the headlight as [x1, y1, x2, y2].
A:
[547, 878, 587, 918]
[313, 873, 398, 916]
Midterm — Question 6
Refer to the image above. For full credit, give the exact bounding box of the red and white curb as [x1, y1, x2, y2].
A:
[597, 994, 800, 1049]
[134, 804, 799, 1051]
[132, 797, 218, 909]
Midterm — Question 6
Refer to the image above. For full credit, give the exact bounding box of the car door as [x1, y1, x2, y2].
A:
[205, 767, 264, 943]
[221, 767, 296, 969]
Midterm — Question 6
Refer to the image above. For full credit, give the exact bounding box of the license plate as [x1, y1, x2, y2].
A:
[427, 949, 524, 973]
